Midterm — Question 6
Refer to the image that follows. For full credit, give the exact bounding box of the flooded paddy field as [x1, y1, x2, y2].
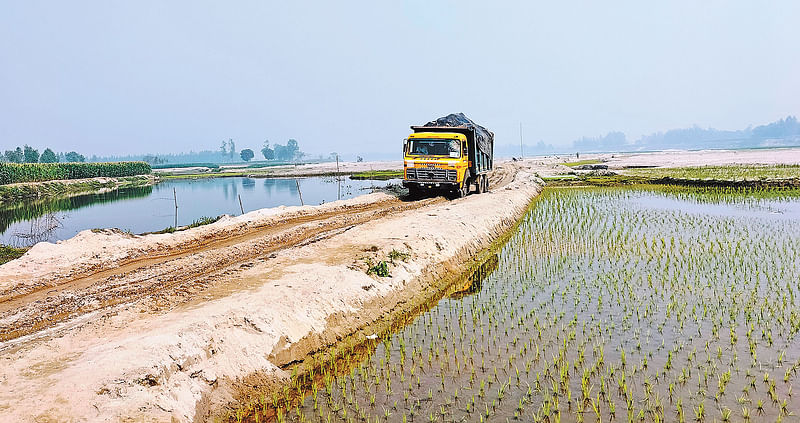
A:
[251, 186, 800, 422]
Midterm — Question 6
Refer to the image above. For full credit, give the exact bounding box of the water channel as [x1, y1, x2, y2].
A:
[0, 176, 398, 245]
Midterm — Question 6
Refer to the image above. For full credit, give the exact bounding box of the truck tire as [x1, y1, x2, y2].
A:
[476, 175, 485, 194]
[459, 171, 471, 198]
[482, 175, 489, 192]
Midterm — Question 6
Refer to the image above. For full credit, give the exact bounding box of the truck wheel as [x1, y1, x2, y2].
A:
[407, 186, 423, 199]
[476, 175, 485, 194]
[459, 172, 471, 198]
[482, 176, 489, 192]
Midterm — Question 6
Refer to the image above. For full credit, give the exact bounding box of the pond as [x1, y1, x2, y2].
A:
[256, 186, 800, 423]
[0, 176, 399, 245]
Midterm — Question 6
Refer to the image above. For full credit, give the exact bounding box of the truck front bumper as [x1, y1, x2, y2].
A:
[402, 180, 459, 190]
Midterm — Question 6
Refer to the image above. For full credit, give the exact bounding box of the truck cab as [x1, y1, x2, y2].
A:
[403, 131, 471, 197]
[403, 114, 493, 198]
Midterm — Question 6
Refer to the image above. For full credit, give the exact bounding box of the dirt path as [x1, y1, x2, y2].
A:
[0, 195, 447, 345]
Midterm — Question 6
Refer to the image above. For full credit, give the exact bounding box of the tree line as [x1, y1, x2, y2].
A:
[2, 145, 86, 164]
[220, 138, 304, 162]
[572, 115, 800, 153]
[4, 138, 308, 166]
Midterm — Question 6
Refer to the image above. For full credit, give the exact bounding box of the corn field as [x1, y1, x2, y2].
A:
[0, 162, 151, 185]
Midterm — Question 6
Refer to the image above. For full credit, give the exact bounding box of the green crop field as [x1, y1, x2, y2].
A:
[0, 162, 151, 185]
[624, 164, 800, 181]
[350, 170, 404, 180]
[239, 186, 800, 422]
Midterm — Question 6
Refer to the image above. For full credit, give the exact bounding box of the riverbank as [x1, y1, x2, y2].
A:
[0, 245, 26, 265]
[0, 174, 157, 203]
[155, 160, 403, 180]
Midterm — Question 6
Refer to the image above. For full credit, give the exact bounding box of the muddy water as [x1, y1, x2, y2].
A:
[251, 186, 800, 422]
[0, 176, 397, 245]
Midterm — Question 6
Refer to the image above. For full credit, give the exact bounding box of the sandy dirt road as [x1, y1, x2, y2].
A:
[0, 196, 447, 345]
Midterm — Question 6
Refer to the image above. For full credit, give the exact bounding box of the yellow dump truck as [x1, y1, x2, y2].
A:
[402, 113, 494, 198]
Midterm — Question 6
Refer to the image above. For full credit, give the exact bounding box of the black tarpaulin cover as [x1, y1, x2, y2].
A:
[422, 113, 494, 154]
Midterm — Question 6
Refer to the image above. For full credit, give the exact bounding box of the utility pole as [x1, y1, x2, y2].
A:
[336, 154, 341, 200]
[519, 122, 524, 159]
[295, 179, 304, 206]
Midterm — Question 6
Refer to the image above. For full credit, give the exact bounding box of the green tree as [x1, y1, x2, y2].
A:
[240, 148, 254, 162]
[4, 147, 23, 163]
[142, 155, 167, 165]
[23, 145, 39, 163]
[273, 144, 288, 161]
[261, 140, 274, 160]
[220, 140, 227, 155]
[287, 139, 299, 160]
[228, 139, 236, 159]
[39, 148, 58, 163]
[64, 151, 86, 162]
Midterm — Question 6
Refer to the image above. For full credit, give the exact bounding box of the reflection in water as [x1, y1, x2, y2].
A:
[0, 177, 398, 244]
[262, 178, 302, 198]
[9, 213, 63, 247]
[448, 253, 499, 299]
[0, 186, 153, 234]
[241, 178, 255, 190]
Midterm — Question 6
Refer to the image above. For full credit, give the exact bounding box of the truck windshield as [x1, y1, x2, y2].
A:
[408, 139, 461, 157]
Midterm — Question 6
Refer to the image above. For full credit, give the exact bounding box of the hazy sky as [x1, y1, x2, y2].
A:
[2, 1, 799, 157]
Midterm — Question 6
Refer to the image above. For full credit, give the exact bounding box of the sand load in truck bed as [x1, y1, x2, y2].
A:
[422, 113, 494, 156]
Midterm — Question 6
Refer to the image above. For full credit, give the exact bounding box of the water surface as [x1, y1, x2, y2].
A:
[1, 176, 397, 245]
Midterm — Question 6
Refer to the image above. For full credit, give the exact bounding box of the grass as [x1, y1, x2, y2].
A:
[624, 164, 800, 181]
[159, 171, 253, 180]
[186, 215, 222, 229]
[0, 245, 27, 265]
[549, 164, 800, 188]
[151, 160, 321, 171]
[350, 170, 404, 181]
[366, 260, 391, 277]
[562, 159, 603, 167]
[147, 215, 222, 235]
[0, 175, 152, 203]
[151, 162, 220, 169]
[388, 249, 410, 263]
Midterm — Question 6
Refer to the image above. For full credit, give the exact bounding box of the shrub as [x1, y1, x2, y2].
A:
[366, 260, 391, 277]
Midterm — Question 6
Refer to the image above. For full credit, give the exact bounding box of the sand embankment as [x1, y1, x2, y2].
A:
[0, 161, 542, 422]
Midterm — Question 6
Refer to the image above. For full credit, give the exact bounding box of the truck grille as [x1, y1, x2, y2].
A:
[406, 168, 456, 182]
